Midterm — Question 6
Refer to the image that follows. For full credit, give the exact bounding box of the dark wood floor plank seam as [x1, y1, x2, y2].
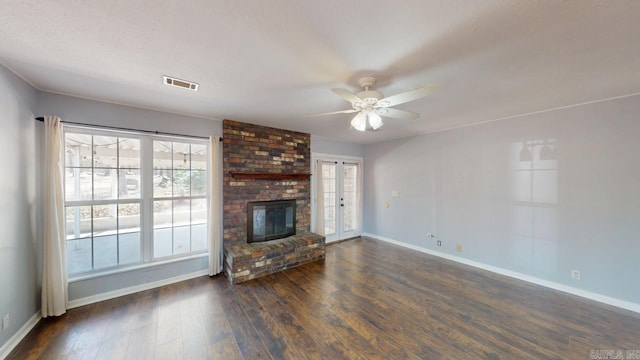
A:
[243, 275, 368, 360]
[231, 283, 316, 360]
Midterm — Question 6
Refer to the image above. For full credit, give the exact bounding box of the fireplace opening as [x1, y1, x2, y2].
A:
[247, 200, 296, 243]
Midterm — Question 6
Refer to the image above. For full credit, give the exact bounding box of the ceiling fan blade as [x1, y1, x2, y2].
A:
[376, 84, 438, 108]
[331, 88, 365, 105]
[376, 108, 419, 120]
[305, 109, 359, 118]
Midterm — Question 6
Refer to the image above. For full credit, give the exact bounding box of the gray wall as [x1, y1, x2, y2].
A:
[38, 92, 222, 302]
[363, 94, 640, 305]
[0, 64, 40, 348]
[311, 135, 364, 157]
[38, 92, 221, 137]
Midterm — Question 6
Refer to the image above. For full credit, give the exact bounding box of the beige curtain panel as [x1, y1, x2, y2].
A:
[41, 116, 68, 317]
[208, 135, 223, 276]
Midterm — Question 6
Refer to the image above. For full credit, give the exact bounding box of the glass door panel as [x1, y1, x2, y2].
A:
[314, 157, 361, 242]
[342, 163, 358, 234]
[322, 162, 337, 236]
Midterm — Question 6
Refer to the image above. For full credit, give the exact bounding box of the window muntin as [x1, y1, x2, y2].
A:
[342, 163, 358, 232]
[152, 141, 207, 259]
[322, 162, 337, 235]
[64, 129, 208, 276]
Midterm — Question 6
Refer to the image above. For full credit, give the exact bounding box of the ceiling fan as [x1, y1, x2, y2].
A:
[307, 76, 437, 131]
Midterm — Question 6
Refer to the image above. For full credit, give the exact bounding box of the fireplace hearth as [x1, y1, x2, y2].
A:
[247, 200, 296, 243]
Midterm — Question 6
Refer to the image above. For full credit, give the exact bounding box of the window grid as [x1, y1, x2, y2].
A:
[65, 133, 144, 274]
[152, 141, 207, 259]
[342, 163, 357, 232]
[64, 128, 208, 276]
[322, 162, 337, 236]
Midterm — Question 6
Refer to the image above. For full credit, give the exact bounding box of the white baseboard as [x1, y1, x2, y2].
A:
[362, 232, 640, 314]
[67, 269, 209, 309]
[0, 312, 41, 360]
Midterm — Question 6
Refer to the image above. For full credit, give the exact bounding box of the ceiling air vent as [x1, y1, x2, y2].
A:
[163, 76, 199, 91]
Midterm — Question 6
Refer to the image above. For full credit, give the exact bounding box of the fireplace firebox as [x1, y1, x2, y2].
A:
[247, 200, 296, 243]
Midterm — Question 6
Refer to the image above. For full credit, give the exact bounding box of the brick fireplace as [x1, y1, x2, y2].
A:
[222, 120, 325, 283]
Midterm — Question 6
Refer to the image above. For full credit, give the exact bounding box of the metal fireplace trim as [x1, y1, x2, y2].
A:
[247, 199, 296, 243]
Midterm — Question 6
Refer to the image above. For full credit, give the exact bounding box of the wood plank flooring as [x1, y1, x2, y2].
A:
[8, 237, 640, 359]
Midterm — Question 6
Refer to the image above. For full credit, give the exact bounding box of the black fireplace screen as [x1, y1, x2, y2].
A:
[247, 200, 296, 243]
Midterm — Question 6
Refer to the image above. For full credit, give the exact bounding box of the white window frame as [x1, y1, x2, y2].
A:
[63, 125, 209, 279]
[311, 153, 363, 243]
[149, 136, 209, 260]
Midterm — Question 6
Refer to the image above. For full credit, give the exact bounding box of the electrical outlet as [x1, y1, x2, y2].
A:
[456, 244, 462, 252]
[437, 240, 442, 246]
[571, 270, 581, 280]
[391, 190, 399, 197]
[2, 314, 9, 332]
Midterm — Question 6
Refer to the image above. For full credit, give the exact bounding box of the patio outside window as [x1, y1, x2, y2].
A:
[64, 128, 208, 276]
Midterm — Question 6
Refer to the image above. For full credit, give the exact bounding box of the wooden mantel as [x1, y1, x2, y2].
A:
[229, 172, 311, 180]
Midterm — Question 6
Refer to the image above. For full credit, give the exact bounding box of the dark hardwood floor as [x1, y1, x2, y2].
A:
[8, 237, 640, 359]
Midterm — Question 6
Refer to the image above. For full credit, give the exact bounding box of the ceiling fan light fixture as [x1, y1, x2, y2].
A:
[310, 76, 437, 132]
[368, 112, 383, 130]
[351, 112, 367, 131]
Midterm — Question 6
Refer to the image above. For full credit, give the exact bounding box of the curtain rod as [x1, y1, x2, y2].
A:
[34, 117, 222, 141]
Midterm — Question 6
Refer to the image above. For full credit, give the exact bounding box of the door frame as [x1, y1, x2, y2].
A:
[311, 153, 363, 243]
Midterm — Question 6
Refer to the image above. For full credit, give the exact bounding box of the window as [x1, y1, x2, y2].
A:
[312, 155, 362, 243]
[64, 127, 208, 276]
[322, 162, 337, 235]
[152, 141, 207, 258]
[320, 161, 360, 237]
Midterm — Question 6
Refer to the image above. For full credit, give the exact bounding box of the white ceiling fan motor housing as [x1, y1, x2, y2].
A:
[356, 90, 383, 105]
[355, 76, 383, 107]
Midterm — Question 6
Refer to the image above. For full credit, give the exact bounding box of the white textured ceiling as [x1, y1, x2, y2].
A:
[1, 0, 640, 143]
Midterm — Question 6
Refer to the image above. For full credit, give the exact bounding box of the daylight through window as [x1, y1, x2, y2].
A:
[64, 127, 208, 276]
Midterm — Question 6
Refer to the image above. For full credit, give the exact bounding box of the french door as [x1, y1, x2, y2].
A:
[312, 155, 362, 243]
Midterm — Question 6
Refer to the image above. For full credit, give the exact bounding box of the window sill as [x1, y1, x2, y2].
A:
[68, 252, 209, 283]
